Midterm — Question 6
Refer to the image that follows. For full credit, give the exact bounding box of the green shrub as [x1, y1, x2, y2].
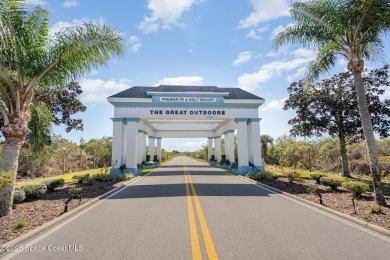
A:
[21, 184, 47, 199]
[0, 172, 14, 187]
[287, 172, 301, 183]
[13, 189, 26, 204]
[320, 177, 342, 191]
[370, 204, 384, 214]
[310, 173, 327, 184]
[342, 181, 369, 197]
[221, 155, 226, 161]
[210, 155, 216, 161]
[69, 186, 83, 199]
[305, 185, 317, 194]
[44, 179, 65, 192]
[72, 174, 90, 183]
[83, 177, 96, 186]
[386, 219, 390, 226]
[231, 162, 238, 170]
[146, 154, 151, 161]
[246, 171, 277, 181]
[13, 220, 28, 230]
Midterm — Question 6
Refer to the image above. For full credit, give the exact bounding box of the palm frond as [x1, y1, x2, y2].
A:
[306, 44, 338, 81]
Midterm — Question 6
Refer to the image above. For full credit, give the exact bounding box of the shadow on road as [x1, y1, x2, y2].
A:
[144, 170, 227, 177]
[105, 183, 278, 200]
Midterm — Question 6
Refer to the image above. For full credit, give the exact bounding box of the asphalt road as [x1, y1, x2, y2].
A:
[2, 156, 390, 260]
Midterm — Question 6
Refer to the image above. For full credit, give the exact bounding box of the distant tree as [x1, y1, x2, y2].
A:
[274, 0, 390, 204]
[34, 82, 87, 132]
[260, 135, 274, 163]
[284, 66, 390, 177]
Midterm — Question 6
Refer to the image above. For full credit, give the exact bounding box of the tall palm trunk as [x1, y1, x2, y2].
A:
[0, 139, 22, 217]
[338, 134, 351, 178]
[353, 72, 386, 205]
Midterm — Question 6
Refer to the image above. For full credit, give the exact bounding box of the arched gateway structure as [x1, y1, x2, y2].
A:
[108, 85, 265, 175]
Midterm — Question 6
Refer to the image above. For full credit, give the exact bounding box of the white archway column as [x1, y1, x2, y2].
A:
[215, 136, 221, 161]
[125, 118, 140, 174]
[226, 130, 235, 162]
[142, 133, 147, 162]
[247, 120, 253, 164]
[148, 136, 155, 161]
[223, 132, 228, 159]
[236, 119, 249, 173]
[111, 119, 124, 169]
[156, 137, 162, 162]
[207, 137, 214, 160]
[137, 130, 145, 164]
[249, 118, 263, 168]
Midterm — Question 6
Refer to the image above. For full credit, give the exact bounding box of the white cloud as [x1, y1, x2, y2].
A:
[239, 0, 291, 28]
[260, 97, 288, 111]
[128, 36, 142, 53]
[266, 45, 289, 57]
[138, 0, 202, 33]
[182, 141, 202, 147]
[157, 76, 204, 85]
[80, 78, 131, 103]
[233, 51, 255, 66]
[292, 48, 315, 59]
[237, 57, 311, 91]
[246, 29, 262, 40]
[63, 0, 78, 7]
[287, 67, 307, 82]
[49, 17, 105, 35]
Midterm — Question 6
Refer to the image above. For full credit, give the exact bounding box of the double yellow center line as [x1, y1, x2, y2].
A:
[184, 160, 218, 260]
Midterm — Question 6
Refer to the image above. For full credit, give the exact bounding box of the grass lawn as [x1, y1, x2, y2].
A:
[16, 168, 108, 187]
[266, 164, 390, 197]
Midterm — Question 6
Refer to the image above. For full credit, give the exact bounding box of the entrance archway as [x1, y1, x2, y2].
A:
[108, 85, 265, 175]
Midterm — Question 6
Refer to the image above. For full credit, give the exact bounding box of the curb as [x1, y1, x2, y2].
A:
[0, 176, 141, 254]
[237, 175, 390, 237]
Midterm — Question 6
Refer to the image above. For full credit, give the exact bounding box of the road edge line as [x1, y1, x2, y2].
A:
[0, 165, 164, 258]
[236, 175, 390, 238]
[185, 157, 390, 238]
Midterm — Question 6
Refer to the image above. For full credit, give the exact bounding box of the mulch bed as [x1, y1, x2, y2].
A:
[259, 177, 390, 230]
[0, 181, 124, 244]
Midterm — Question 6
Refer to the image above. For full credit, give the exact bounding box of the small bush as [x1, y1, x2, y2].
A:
[13, 189, 26, 204]
[287, 172, 301, 183]
[370, 204, 384, 214]
[146, 155, 151, 161]
[246, 171, 277, 181]
[210, 155, 216, 162]
[320, 177, 342, 191]
[72, 174, 90, 183]
[221, 155, 227, 161]
[0, 172, 14, 187]
[13, 220, 28, 230]
[342, 181, 369, 197]
[83, 177, 96, 186]
[310, 173, 327, 184]
[21, 184, 47, 199]
[44, 179, 65, 192]
[69, 186, 83, 199]
[386, 219, 390, 226]
[305, 185, 317, 194]
[231, 162, 238, 170]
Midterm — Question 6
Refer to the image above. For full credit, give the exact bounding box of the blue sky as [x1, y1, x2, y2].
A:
[31, 0, 390, 151]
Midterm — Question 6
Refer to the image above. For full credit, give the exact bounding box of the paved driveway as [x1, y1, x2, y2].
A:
[2, 156, 390, 260]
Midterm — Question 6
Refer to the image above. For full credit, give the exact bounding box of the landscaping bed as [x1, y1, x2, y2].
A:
[0, 181, 125, 243]
[257, 177, 390, 230]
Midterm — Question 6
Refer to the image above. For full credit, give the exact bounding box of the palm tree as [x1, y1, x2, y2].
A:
[0, 0, 124, 216]
[274, 0, 390, 205]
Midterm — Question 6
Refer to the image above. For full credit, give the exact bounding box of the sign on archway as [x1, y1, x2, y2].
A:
[108, 85, 265, 175]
